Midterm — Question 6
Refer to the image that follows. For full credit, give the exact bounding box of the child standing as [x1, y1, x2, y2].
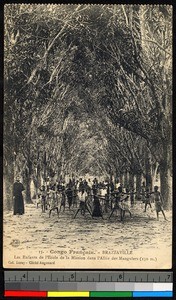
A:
[153, 186, 167, 221]
[78, 190, 87, 215]
[118, 192, 132, 221]
[49, 189, 59, 218]
[73, 190, 92, 219]
[66, 186, 73, 209]
[143, 188, 152, 212]
[60, 190, 66, 212]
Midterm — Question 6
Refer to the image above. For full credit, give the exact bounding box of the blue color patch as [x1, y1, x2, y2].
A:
[133, 291, 173, 297]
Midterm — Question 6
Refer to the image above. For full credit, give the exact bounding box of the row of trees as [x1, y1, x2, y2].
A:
[4, 4, 172, 209]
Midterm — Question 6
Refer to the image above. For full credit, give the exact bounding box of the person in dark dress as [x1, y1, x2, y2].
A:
[110, 181, 114, 193]
[13, 176, 25, 215]
[92, 183, 98, 196]
[92, 195, 103, 218]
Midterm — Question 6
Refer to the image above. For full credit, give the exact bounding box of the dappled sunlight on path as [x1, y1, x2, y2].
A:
[3, 202, 172, 269]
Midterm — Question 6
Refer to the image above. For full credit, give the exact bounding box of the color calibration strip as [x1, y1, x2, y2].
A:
[4, 291, 173, 297]
[4, 271, 173, 297]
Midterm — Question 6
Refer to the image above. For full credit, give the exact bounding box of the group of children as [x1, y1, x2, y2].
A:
[36, 177, 167, 221]
[37, 185, 66, 217]
[143, 186, 167, 221]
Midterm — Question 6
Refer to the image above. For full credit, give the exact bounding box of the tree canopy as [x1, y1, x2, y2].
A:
[4, 4, 172, 209]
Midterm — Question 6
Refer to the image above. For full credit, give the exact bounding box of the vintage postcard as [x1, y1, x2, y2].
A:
[3, 4, 172, 269]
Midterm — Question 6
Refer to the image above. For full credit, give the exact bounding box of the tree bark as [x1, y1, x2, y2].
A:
[119, 172, 123, 185]
[25, 176, 32, 203]
[129, 172, 135, 190]
[23, 161, 33, 204]
[115, 169, 120, 183]
[136, 172, 142, 199]
[124, 170, 128, 187]
[160, 144, 172, 209]
[160, 165, 172, 209]
[3, 159, 14, 211]
[145, 154, 153, 191]
[32, 179, 37, 199]
[33, 164, 41, 198]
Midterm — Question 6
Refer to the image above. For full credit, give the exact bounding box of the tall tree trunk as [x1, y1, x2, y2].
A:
[129, 171, 134, 190]
[3, 158, 14, 211]
[23, 161, 33, 204]
[124, 170, 128, 187]
[119, 172, 123, 185]
[115, 169, 119, 181]
[25, 175, 32, 203]
[129, 171, 135, 205]
[145, 153, 153, 191]
[33, 164, 41, 198]
[4, 91, 16, 210]
[152, 162, 159, 189]
[160, 144, 172, 209]
[43, 151, 47, 182]
[32, 179, 37, 199]
[160, 165, 172, 210]
[145, 173, 152, 191]
[136, 172, 142, 199]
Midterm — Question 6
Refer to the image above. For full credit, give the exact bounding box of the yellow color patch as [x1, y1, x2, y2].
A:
[47, 291, 89, 297]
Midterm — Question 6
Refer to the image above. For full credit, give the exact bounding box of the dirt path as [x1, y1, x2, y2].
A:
[3, 201, 172, 269]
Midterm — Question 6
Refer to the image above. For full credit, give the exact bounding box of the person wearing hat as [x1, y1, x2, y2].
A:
[13, 176, 25, 215]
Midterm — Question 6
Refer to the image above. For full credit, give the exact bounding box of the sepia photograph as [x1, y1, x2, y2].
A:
[3, 4, 172, 269]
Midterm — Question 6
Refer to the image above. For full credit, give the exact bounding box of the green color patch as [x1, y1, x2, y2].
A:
[90, 291, 132, 297]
